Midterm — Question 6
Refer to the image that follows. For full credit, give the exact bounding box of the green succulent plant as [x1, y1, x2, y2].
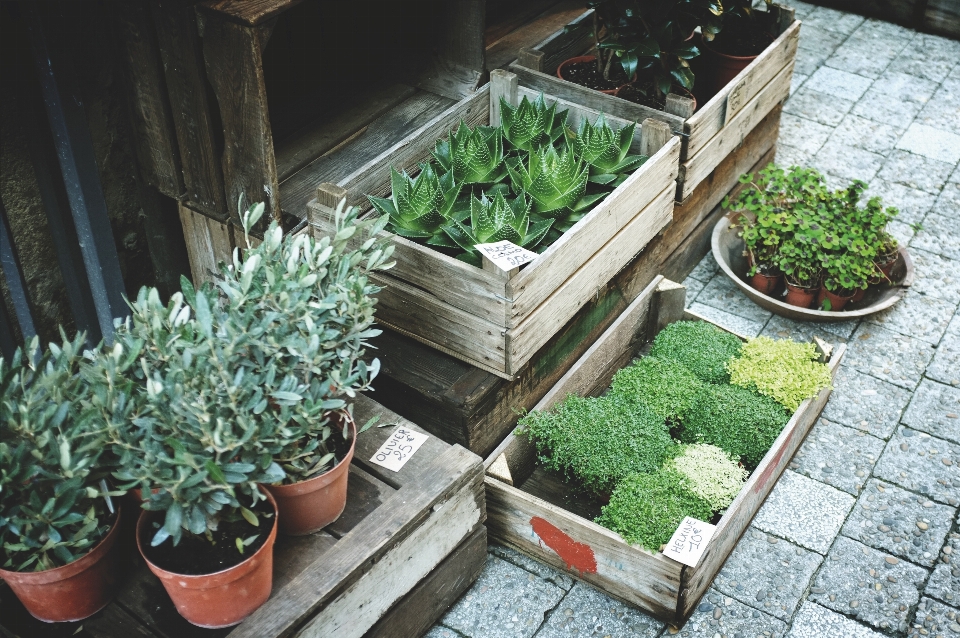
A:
[499, 94, 568, 152]
[567, 114, 647, 188]
[441, 190, 553, 265]
[433, 123, 507, 185]
[505, 144, 595, 218]
[368, 164, 460, 240]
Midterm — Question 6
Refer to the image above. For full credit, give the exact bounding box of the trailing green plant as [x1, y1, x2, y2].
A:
[726, 336, 832, 411]
[665, 444, 746, 511]
[609, 355, 705, 424]
[499, 94, 568, 152]
[680, 383, 789, 468]
[440, 191, 553, 266]
[647, 320, 743, 384]
[595, 469, 712, 550]
[0, 334, 134, 572]
[518, 393, 675, 494]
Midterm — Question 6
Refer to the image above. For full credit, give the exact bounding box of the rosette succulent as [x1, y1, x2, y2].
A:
[499, 94, 568, 151]
[433, 123, 507, 185]
[567, 114, 647, 188]
[368, 164, 460, 240]
[441, 190, 553, 265]
[506, 144, 592, 217]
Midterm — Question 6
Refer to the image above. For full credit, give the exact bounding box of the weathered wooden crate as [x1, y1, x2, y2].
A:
[307, 70, 681, 379]
[482, 276, 845, 626]
[508, 6, 800, 201]
[0, 395, 486, 638]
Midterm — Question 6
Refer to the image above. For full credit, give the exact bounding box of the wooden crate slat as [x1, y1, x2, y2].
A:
[200, 0, 302, 26]
[522, 8, 595, 74]
[486, 0, 587, 71]
[684, 21, 801, 157]
[679, 60, 794, 200]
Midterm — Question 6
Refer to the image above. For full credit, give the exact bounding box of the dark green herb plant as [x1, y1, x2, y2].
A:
[609, 356, 704, 423]
[648, 320, 743, 384]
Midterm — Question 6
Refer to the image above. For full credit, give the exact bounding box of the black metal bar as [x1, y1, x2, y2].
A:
[0, 198, 38, 348]
[24, 2, 128, 342]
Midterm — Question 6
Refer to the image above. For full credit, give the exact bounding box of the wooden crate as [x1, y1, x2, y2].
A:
[482, 276, 846, 626]
[508, 6, 799, 201]
[0, 395, 486, 638]
[307, 71, 681, 379]
[367, 104, 783, 458]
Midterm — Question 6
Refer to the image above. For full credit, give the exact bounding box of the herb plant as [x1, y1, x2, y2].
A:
[609, 356, 704, 424]
[727, 336, 832, 411]
[665, 444, 746, 511]
[648, 321, 743, 384]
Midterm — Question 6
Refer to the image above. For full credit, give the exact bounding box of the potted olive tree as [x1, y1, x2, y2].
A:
[0, 333, 134, 622]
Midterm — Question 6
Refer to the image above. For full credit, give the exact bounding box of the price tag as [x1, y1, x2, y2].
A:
[663, 517, 717, 567]
[475, 241, 538, 271]
[369, 426, 429, 472]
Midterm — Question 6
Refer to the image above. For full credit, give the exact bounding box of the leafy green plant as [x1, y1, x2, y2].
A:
[499, 94, 568, 152]
[665, 444, 746, 511]
[648, 321, 743, 384]
[727, 336, 832, 411]
[595, 469, 712, 550]
[441, 191, 553, 265]
[519, 393, 675, 494]
[609, 355, 704, 424]
[566, 114, 647, 188]
[680, 383, 789, 468]
[0, 334, 134, 572]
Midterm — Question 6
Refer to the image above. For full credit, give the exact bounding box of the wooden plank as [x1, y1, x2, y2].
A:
[523, 8, 595, 74]
[413, 0, 485, 100]
[363, 526, 487, 638]
[486, 0, 586, 71]
[925, 0, 960, 37]
[200, 0, 302, 26]
[151, 0, 227, 220]
[324, 466, 395, 538]
[202, 15, 281, 230]
[178, 202, 218, 285]
[115, 0, 184, 198]
[684, 21, 800, 157]
[680, 61, 794, 199]
[486, 0, 564, 47]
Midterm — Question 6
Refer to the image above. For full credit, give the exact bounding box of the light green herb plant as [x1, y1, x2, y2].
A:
[727, 336, 832, 411]
[648, 321, 743, 384]
[666, 444, 747, 511]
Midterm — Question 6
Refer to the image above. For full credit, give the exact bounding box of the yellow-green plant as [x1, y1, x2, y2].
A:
[665, 444, 746, 511]
[727, 336, 832, 411]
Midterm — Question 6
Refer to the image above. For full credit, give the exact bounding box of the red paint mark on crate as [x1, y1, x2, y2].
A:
[530, 517, 598, 574]
[754, 444, 788, 493]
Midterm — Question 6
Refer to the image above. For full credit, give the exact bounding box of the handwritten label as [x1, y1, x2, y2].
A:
[726, 78, 748, 123]
[663, 517, 717, 567]
[369, 426, 429, 472]
[475, 241, 538, 271]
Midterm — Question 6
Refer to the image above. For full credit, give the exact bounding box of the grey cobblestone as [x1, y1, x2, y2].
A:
[687, 253, 719, 283]
[687, 302, 767, 338]
[907, 596, 960, 637]
[778, 113, 833, 156]
[936, 180, 960, 215]
[784, 85, 854, 127]
[680, 276, 706, 305]
[896, 122, 960, 165]
[927, 315, 960, 387]
[877, 150, 957, 195]
[786, 602, 887, 638]
[425, 626, 463, 638]
[673, 590, 788, 638]
[801, 7, 865, 35]
[824, 22, 908, 79]
[843, 323, 934, 389]
[789, 419, 885, 494]
[851, 71, 939, 125]
[865, 180, 937, 226]
[865, 290, 957, 345]
[907, 249, 960, 304]
[888, 32, 960, 83]
[902, 379, 960, 444]
[694, 274, 773, 324]
[533, 583, 663, 638]
[874, 427, 960, 506]
[488, 544, 575, 592]
[911, 211, 960, 262]
[917, 74, 960, 133]
[813, 138, 885, 182]
[821, 365, 912, 438]
[924, 532, 960, 606]
[831, 114, 902, 158]
[794, 28, 848, 77]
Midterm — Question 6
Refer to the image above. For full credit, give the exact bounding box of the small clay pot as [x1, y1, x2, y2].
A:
[749, 268, 782, 295]
[138, 490, 278, 628]
[0, 508, 124, 622]
[784, 282, 817, 308]
[263, 413, 356, 536]
[699, 33, 773, 98]
[876, 252, 899, 280]
[850, 287, 866, 303]
[817, 286, 854, 312]
[557, 55, 620, 94]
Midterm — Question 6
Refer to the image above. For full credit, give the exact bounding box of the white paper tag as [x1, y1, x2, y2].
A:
[475, 241, 538, 271]
[369, 426, 429, 472]
[663, 517, 717, 567]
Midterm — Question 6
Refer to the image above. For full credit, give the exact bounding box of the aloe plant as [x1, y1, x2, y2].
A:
[506, 144, 597, 218]
[441, 191, 553, 264]
[433, 124, 507, 185]
[499, 94, 568, 152]
[567, 114, 647, 188]
[368, 164, 460, 239]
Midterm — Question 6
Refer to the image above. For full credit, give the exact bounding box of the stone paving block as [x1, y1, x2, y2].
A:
[906, 249, 960, 304]
[794, 27, 849, 77]
[877, 150, 957, 196]
[786, 602, 888, 638]
[753, 470, 855, 554]
[681, 276, 705, 305]
[805, 66, 873, 101]
[779, 113, 832, 156]
[688, 302, 766, 338]
[775, 144, 815, 170]
[831, 114, 903, 158]
[787, 0, 817, 19]
[896, 123, 960, 165]
[488, 544, 574, 592]
[852, 71, 940, 126]
[926, 318, 960, 387]
[925, 531, 960, 606]
[844, 323, 934, 390]
[440, 555, 565, 638]
[886, 219, 917, 248]
[902, 379, 960, 445]
[822, 365, 912, 438]
[533, 583, 663, 638]
[675, 590, 788, 638]
[761, 313, 856, 343]
[784, 85, 854, 127]
[866, 291, 957, 345]
[873, 426, 960, 507]
[802, 6, 865, 34]
[911, 211, 960, 262]
[813, 139, 885, 183]
[888, 33, 960, 83]
[790, 72, 808, 96]
[908, 597, 960, 638]
[809, 535, 929, 633]
[693, 275, 773, 324]
[824, 21, 911, 79]
[865, 180, 937, 227]
[687, 253, 719, 283]
[712, 527, 823, 620]
[917, 76, 960, 133]
[426, 627, 462, 638]
[789, 419, 885, 495]
[840, 479, 956, 567]
[937, 181, 960, 216]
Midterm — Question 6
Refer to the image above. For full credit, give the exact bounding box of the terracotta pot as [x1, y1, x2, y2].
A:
[784, 282, 817, 308]
[851, 287, 866, 303]
[876, 252, 899, 280]
[263, 414, 356, 535]
[816, 286, 854, 312]
[557, 55, 620, 94]
[749, 269, 781, 295]
[699, 33, 773, 98]
[0, 508, 124, 622]
[138, 490, 278, 628]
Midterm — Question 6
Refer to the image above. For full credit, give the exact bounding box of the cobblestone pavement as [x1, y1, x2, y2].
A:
[429, 4, 960, 636]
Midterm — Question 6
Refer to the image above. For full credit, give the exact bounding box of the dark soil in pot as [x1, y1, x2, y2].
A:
[614, 80, 667, 110]
[559, 58, 628, 92]
[706, 25, 772, 57]
[139, 498, 275, 575]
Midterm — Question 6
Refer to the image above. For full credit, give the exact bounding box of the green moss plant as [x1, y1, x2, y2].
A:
[518, 393, 674, 494]
[727, 336, 833, 411]
[666, 444, 747, 511]
[648, 321, 743, 384]
[680, 384, 789, 468]
[609, 356, 705, 423]
[595, 470, 712, 551]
